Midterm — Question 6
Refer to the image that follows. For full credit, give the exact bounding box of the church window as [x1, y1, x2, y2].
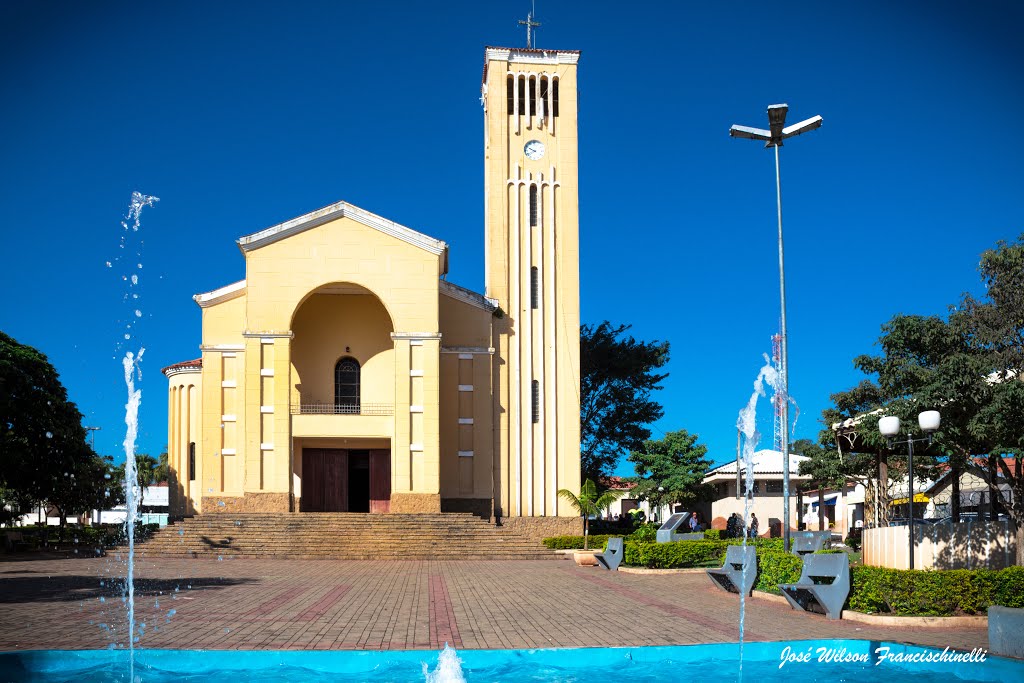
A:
[188, 442, 196, 481]
[528, 77, 537, 116]
[529, 185, 538, 226]
[507, 76, 515, 113]
[552, 78, 559, 117]
[531, 267, 539, 309]
[532, 380, 540, 423]
[334, 357, 361, 413]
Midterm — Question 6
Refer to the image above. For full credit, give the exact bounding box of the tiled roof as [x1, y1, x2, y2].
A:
[602, 476, 634, 491]
[162, 358, 202, 376]
[705, 449, 810, 476]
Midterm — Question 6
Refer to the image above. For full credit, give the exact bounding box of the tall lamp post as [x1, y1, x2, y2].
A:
[878, 410, 941, 570]
[730, 104, 822, 552]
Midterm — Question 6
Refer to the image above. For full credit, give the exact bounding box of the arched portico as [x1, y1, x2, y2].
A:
[289, 283, 396, 512]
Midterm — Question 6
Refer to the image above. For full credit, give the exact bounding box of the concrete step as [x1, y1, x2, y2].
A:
[125, 512, 556, 560]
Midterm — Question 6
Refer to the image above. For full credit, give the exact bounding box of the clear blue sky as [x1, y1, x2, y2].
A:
[2, 1, 1022, 475]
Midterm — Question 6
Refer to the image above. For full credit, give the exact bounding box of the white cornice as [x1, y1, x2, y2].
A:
[390, 332, 442, 341]
[193, 280, 246, 309]
[200, 344, 245, 352]
[441, 346, 494, 355]
[439, 280, 497, 312]
[163, 366, 202, 379]
[235, 200, 449, 274]
[486, 47, 580, 65]
[242, 331, 294, 339]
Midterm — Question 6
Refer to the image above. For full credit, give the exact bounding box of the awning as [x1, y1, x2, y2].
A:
[811, 498, 837, 508]
[890, 493, 929, 505]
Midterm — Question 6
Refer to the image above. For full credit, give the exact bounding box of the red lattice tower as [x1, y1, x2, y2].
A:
[772, 333, 784, 453]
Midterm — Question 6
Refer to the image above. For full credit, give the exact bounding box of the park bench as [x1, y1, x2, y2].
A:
[2, 531, 31, 552]
[706, 545, 757, 596]
[790, 534, 828, 555]
[778, 553, 850, 620]
[594, 537, 623, 571]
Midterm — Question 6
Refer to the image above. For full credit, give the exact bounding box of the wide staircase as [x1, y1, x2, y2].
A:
[131, 512, 560, 560]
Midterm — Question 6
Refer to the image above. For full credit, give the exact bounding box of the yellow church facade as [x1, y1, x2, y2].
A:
[163, 46, 581, 524]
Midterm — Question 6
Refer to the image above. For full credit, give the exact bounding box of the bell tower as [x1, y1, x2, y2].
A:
[482, 46, 581, 517]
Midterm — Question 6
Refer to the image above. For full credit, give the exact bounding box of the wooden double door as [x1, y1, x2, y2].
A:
[301, 448, 391, 513]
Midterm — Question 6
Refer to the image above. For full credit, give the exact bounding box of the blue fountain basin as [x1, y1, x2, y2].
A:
[1, 639, 1018, 682]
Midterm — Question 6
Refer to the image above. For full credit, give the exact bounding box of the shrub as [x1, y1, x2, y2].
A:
[845, 527, 862, 552]
[846, 565, 1024, 616]
[542, 535, 615, 550]
[754, 551, 803, 593]
[727, 537, 784, 553]
[993, 566, 1024, 608]
[628, 523, 658, 543]
[703, 529, 721, 540]
[623, 540, 729, 568]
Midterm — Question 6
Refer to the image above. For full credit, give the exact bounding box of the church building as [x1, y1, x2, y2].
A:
[162, 46, 582, 525]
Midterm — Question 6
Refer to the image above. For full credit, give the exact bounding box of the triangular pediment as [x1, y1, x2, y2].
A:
[236, 200, 448, 268]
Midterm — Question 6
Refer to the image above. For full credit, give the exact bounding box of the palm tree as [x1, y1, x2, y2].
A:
[557, 479, 626, 550]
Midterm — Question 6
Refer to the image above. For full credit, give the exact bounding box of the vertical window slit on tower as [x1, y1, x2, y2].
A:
[506, 75, 515, 113]
[531, 266, 539, 309]
[532, 380, 540, 424]
[528, 78, 537, 116]
[188, 442, 196, 481]
[553, 79, 559, 117]
[518, 75, 527, 114]
[529, 185, 538, 226]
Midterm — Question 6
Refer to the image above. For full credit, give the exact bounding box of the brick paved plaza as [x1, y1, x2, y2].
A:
[0, 554, 987, 653]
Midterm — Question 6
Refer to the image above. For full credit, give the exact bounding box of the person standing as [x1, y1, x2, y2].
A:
[749, 513, 760, 539]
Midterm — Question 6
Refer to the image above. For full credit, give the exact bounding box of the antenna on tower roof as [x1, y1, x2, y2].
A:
[518, 1, 541, 48]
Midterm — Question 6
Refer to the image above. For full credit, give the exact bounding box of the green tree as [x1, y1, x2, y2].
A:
[557, 478, 626, 549]
[827, 236, 1024, 563]
[580, 322, 669, 482]
[154, 450, 170, 484]
[0, 332, 96, 531]
[627, 429, 712, 513]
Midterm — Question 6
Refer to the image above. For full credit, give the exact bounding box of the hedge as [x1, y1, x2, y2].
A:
[623, 540, 729, 568]
[547, 534, 1024, 616]
[848, 565, 1024, 615]
[620, 539, 784, 569]
[542, 535, 617, 550]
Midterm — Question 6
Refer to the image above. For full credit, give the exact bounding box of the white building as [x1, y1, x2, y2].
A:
[699, 450, 810, 537]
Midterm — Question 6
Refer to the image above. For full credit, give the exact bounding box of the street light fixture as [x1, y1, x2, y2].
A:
[878, 410, 941, 570]
[730, 104, 822, 553]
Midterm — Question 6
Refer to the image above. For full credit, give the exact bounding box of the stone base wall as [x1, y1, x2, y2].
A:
[494, 516, 581, 542]
[201, 492, 291, 513]
[441, 498, 492, 520]
[390, 493, 441, 513]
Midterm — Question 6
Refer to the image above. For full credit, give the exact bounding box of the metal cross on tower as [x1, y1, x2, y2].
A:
[518, 11, 541, 48]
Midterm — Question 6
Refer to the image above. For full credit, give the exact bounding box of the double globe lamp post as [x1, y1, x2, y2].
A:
[878, 410, 941, 570]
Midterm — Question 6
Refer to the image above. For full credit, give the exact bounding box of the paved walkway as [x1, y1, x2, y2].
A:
[0, 554, 987, 652]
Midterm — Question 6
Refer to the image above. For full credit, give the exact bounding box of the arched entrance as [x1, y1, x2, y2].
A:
[291, 283, 394, 513]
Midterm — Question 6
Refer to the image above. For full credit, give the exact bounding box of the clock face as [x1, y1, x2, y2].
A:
[524, 140, 545, 161]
